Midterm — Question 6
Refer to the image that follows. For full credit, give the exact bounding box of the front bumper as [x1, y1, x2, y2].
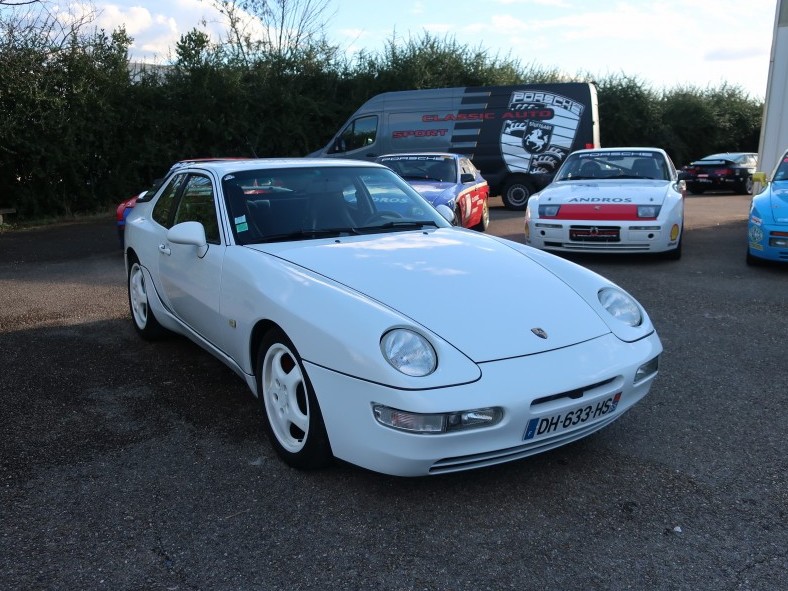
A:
[306, 331, 662, 476]
[748, 221, 788, 262]
[526, 219, 681, 254]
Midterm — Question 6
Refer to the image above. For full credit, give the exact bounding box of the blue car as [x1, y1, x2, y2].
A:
[375, 153, 490, 231]
[747, 149, 788, 265]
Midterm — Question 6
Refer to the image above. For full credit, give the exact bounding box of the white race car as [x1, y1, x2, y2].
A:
[125, 158, 662, 476]
[525, 148, 684, 259]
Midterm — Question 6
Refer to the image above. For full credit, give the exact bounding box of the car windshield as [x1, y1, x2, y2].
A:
[555, 151, 668, 181]
[773, 154, 788, 182]
[376, 155, 457, 183]
[222, 166, 451, 245]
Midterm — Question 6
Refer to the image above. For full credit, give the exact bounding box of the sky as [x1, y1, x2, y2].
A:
[42, 0, 780, 99]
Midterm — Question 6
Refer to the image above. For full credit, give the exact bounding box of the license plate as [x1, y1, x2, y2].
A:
[569, 228, 619, 241]
[523, 393, 622, 440]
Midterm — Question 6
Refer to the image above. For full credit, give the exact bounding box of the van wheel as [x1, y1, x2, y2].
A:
[501, 178, 533, 210]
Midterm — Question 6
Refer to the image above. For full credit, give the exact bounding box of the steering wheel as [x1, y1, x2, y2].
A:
[365, 211, 404, 224]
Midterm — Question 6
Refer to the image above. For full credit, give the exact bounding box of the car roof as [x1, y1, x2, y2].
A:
[570, 147, 668, 156]
[699, 152, 756, 159]
[376, 153, 459, 159]
[175, 158, 387, 175]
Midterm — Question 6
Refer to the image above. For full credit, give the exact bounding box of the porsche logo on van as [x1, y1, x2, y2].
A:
[522, 121, 553, 154]
[531, 328, 548, 339]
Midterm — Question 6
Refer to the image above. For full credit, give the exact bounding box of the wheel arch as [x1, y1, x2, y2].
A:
[249, 318, 281, 394]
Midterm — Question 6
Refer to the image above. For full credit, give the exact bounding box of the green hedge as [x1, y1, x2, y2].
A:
[0, 23, 762, 220]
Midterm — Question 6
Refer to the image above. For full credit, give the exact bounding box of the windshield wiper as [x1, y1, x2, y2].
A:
[369, 220, 440, 230]
[260, 227, 360, 242]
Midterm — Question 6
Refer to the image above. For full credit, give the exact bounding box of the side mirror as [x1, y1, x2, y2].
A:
[460, 173, 475, 184]
[435, 204, 455, 224]
[167, 221, 208, 258]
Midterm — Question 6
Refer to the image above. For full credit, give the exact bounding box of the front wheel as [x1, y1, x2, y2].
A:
[501, 178, 533, 210]
[257, 329, 332, 470]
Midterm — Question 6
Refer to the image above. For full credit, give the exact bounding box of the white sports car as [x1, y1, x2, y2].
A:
[525, 148, 684, 259]
[125, 159, 662, 477]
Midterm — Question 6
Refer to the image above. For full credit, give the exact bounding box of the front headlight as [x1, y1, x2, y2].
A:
[539, 204, 561, 217]
[598, 287, 642, 327]
[637, 205, 661, 218]
[381, 328, 437, 376]
[372, 404, 503, 434]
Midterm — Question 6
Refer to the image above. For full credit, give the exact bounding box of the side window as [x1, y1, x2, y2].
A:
[172, 175, 221, 244]
[152, 173, 187, 227]
[332, 115, 378, 153]
[460, 158, 475, 177]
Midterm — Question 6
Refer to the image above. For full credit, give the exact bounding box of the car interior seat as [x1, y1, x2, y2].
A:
[579, 160, 601, 178]
[632, 158, 661, 179]
[308, 187, 356, 230]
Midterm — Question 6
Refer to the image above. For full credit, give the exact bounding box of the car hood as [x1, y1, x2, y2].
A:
[250, 230, 611, 362]
[766, 183, 788, 224]
[407, 181, 453, 204]
[537, 180, 673, 205]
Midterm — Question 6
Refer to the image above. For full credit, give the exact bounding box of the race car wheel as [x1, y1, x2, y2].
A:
[453, 206, 463, 227]
[472, 200, 490, 232]
[257, 328, 332, 470]
[501, 178, 533, 210]
[687, 185, 705, 195]
[128, 260, 166, 340]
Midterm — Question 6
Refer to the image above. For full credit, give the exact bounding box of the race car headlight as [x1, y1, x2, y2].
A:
[598, 287, 642, 327]
[539, 204, 561, 217]
[372, 404, 503, 434]
[637, 205, 661, 218]
[381, 329, 437, 376]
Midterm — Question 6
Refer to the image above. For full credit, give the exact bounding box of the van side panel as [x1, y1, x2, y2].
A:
[312, 83, 600, 202]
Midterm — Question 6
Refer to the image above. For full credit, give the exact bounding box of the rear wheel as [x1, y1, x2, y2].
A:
[257, 328, 332, 470]
[472, 200, 490, 232]
[740, 176, 753, 195]
[128, 260, 166, 340]
[501, 178, 533, 210]
[687, 185, 705, 195]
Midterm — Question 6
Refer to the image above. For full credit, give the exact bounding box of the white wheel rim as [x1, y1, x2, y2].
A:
[129, 264, 149, 328]
[262, 344, 309, 453]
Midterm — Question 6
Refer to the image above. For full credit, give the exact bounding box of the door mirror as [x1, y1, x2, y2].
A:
[167, 221, 208, 258]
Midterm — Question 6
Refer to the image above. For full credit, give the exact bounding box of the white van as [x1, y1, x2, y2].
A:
[309, 83, 600, 209]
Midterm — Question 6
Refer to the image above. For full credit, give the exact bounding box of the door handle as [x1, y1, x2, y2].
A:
[158, 243, 171, 256]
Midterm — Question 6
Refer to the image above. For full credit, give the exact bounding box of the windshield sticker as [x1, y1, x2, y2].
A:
[234, 215, 248, 232]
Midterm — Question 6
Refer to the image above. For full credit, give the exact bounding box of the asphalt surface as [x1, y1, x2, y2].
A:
[1, 195, 786, 591]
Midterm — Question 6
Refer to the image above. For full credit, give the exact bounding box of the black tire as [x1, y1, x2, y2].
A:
[663, 237, 682, 260]
[741, 176, 753, 195]
[687, 185, 705, 195]
[501, 178, 533, 210]
[472, 200, 490, 232]
[746, 248, 764, 266]
[256, 328, 332, 470]
[453, 206, 462, 227]
[127, 260, 166, 340]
